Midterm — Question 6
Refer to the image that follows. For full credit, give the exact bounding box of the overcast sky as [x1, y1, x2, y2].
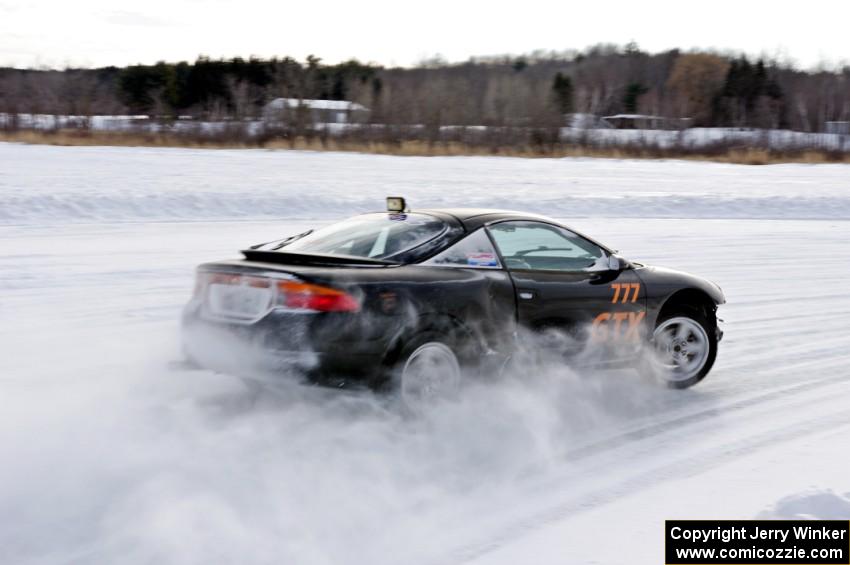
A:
[1, 0, 848, 69]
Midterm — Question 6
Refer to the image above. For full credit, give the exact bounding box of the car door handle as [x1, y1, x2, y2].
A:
[518, 290, 536, 300]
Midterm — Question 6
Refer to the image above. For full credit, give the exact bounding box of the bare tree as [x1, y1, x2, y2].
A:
[666, 53, 729, 125]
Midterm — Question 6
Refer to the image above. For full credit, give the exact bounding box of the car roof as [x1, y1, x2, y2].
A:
[416, 208, 555, 230]
[357, 208, 614, 254]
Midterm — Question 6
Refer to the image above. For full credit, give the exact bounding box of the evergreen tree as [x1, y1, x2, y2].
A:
[716, 57, 784, 126]
[623, 82, 648, 113]
[551, 72, 574, 114]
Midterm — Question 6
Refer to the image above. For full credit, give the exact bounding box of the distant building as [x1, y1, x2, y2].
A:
[825, 121, 850, 135]
[601, 114, 691, 130]
[263, 98, 369, 124]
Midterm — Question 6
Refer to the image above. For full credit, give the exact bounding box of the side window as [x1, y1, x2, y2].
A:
[422, 228, 502, 269]
[488, 221, 606, 272]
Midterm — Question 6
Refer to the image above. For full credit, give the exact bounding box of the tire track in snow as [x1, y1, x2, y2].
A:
[448, 371, 850, 565]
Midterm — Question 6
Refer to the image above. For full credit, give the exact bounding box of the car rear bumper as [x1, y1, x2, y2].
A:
[181, 299, 387, 387]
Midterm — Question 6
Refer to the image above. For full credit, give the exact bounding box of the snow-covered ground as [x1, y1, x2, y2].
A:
[4, 144, 850, 223]
[1, 143, 849, 564]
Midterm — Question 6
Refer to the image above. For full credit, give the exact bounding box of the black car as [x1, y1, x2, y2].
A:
[182, 198, 724, 402]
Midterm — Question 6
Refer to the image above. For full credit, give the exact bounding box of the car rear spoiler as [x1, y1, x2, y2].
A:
[240, 249, 398, 267]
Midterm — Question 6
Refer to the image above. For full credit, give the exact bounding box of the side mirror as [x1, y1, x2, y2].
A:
[608, 254, 625, 271]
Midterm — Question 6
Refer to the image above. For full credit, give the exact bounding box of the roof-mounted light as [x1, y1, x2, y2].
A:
[386, 196, 407, 213]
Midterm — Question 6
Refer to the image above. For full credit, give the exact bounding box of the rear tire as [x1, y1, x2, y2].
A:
[641, 309, 717, 389]
[393, 332, 462, 409]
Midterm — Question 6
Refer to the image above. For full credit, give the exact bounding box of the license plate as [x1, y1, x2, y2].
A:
[206, 282, 272, 320]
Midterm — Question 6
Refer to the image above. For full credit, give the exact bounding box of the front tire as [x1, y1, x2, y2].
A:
[641, 310, 717, 389]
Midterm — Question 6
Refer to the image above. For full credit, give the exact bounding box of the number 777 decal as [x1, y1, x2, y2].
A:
[610, 282, 640, 303]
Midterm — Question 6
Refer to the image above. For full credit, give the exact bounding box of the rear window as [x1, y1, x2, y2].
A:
[281, 213, 447, 260]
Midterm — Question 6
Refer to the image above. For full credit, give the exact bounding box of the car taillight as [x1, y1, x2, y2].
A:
[276, 281, 360, 313]
[193, 271, 358, 314]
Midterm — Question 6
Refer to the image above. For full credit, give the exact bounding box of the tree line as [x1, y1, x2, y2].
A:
[1, 45, 848, 133]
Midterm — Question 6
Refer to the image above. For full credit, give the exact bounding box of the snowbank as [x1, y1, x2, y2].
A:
[759, 491, 850, 520]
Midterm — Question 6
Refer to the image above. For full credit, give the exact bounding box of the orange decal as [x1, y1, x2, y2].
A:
[612, 311, 629, 334]
[629, 282, 640, 303]
[611, 282, 641, 304]
[610, 283, 622, 304]
[592, 310, 646, 342]
[598, 283, 646, 342]
[591, 312, 612, 341]
[624, 311, 646, 340]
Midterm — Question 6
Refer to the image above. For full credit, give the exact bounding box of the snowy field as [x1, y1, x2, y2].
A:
[1, 143, 850, 564]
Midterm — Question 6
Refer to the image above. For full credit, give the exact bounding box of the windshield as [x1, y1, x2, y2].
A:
[271, 213, 448, 260]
